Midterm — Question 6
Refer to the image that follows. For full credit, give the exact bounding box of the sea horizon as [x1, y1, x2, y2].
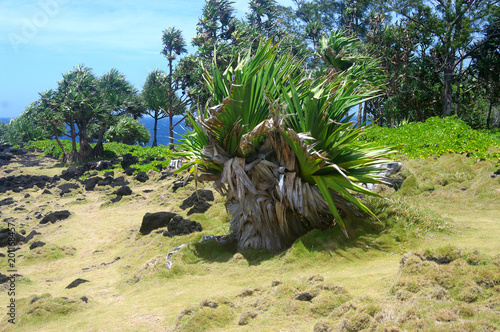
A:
[1, 112, 362, 147]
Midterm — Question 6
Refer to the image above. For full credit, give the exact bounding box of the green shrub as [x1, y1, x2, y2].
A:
[361, 116, 500, 162]
[104, 115, 150, 145]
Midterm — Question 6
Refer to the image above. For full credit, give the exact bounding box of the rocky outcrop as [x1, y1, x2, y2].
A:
[0, 198, 14, 206]
[29, 241, 46, 250]
[0, 151, 13, 167]
[61, 167, 85, 181]
[0, 174, 59, 193]
[83, 177, 102, 191]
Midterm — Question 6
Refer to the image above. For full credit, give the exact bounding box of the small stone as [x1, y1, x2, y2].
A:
[29, 241, 46, 250]
[65, 278, 89, 289]
[110, 195, 122, 203]
[295, 292, 314, 302]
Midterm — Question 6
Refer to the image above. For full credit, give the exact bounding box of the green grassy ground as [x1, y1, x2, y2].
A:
[0, 147, 499, 331]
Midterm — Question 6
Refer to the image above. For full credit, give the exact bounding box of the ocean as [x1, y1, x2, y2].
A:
[1, 113, 363, 147]
[0, 116, 187, 147]
[139, 116, 188, 147]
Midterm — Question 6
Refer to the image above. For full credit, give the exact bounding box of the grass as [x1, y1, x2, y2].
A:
[1, 128, 499, 330]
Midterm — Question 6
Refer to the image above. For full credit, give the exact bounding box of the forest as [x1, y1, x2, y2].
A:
[1, 0, 499, 160]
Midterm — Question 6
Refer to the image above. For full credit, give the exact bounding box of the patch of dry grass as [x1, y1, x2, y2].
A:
[0, 152, 499, 331]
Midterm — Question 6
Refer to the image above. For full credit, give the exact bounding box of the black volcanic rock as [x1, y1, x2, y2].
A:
[295, 292, 314, 302]
[84, 177, 102, 191]
[9, 148, 28, 155]
[124, 167, 138, 176]
[0, 228, 26, 247]
[61, 167, 77, 181]
[139, 212, 176, 235]
[25, 230, 41, 242]
[0, 198, 14, 206]
[135, 171, 149, 183]
[29, 241, 46, 250]
[40, 210, 71, 224]
[121, 153, 138, 169]
[65, 278, 89, 289]
[0, 174, 58, 193]
[163, 216, 202, 237]
[58, 183, 80, 196]
[96, 161, 114, 171]
[98, 177, 113, 186]
[180, 190, 214, 215]
[112, 185, 132, 196]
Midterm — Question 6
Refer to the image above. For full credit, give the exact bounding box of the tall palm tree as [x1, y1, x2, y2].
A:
[162, 27, 188, 150]
[177, 40, 391, 251]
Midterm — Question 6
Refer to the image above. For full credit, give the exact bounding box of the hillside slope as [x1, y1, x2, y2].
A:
[0, 150, 499, 331]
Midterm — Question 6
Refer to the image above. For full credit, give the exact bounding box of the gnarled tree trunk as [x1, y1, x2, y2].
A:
[206, 128, 362, 251]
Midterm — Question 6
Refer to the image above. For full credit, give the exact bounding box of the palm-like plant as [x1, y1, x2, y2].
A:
[162, 27, 188, 149]
[143, 69, 169, 147]
[177, 40, 391, 251]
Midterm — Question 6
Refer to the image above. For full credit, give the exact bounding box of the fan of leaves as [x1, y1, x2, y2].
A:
[177, 39, 391, 251]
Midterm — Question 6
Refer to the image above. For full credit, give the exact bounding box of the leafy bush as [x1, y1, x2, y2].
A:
[26, 140, 173, 173]
[361, 116, 500, 161]
[104, 115, 150, 145]
[26, 140, 75, 159]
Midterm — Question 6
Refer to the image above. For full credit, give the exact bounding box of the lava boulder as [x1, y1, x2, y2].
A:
[40, 210, 71, 224]
[139, 212, 176, 235]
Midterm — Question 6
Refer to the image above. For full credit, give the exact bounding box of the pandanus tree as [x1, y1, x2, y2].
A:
[37, 65, 142, 163]
[177, 40, 391, 251]
[143, 69, 170, 147]
[161, 27, 189, 149]
[317, 30, 385, 126]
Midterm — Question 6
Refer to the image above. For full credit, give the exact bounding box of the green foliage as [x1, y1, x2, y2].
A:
[104, 115, 150, 145]
[178, 39, 391, 247]
[26, 139, 75, 159]
[361, 116, 500, 161]
[25, 140, 173, 173]
[0, 104, 57, 146]
[28, 65, 144, 163]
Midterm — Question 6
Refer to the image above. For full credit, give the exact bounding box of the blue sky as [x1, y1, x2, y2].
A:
[0, 0, 295, 118]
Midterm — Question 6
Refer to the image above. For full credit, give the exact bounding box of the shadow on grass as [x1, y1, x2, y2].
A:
[192, 212, 394, 266]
